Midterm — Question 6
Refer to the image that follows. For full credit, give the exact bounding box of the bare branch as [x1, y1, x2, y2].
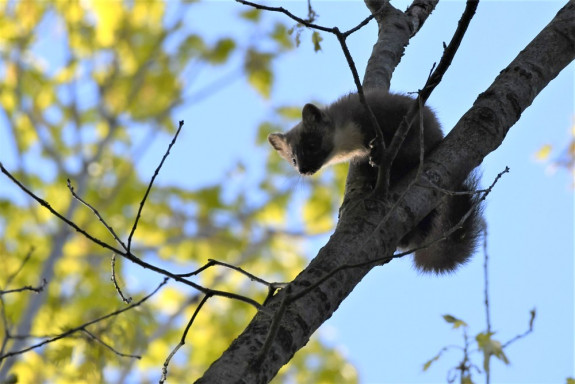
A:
[67, 178, 128, 251]
[0, 278, 168, 362]
[483, 225, 492, 334]
[5, 247, 35, 287]
[111, 254, 132, 304]
[81, 329, 141, 360]
[178, 259, 284, 289]
[160, 294, 212, 384]
[127, 120, 185, 252]
[0, 162, 125, 256]
[235, 0, 333, 33]
[288, 166, 505, 304]
[373, 0, 479, 196]
[0, 279, 47, 296]
[502, 309, 536, 349]
[0, 162, 263, 309]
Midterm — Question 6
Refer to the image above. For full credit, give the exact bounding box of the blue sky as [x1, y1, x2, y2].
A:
[1, 1, 573, 383]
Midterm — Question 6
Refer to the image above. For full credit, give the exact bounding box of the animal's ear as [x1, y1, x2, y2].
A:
[268, 133, 291, 161]
[302, 103, 325, 124]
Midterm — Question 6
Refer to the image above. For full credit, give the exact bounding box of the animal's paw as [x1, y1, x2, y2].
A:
[368, 138, 382, 168]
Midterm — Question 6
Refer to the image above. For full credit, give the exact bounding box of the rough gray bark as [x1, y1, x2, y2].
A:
[197, 2, 575, 383]
[362, 0, 439, 90]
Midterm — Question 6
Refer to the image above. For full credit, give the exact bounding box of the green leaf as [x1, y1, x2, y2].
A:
[271, 22, 293, 50]
[276, 105, 302, 120]
[311, 31, 323, 52]
[442, 314, 467, 329]
[257, 122, 283, 144]
[476, 332, 509, 372]
[240, 8, 261, 22]
[245, 49, 273, 98]
[302, 185, 334, 234]
[181, 34, 207, 57]
[205, 38, 236, 64]
[422, 353, 441, 371]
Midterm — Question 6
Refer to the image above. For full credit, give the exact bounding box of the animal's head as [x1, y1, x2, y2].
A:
[268, 103, 335, 175]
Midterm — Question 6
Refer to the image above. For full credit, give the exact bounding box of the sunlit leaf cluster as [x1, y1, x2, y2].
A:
[0, 1, 356, 383]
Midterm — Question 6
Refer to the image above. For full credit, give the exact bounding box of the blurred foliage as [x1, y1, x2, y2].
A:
[0, 1, 354, 383]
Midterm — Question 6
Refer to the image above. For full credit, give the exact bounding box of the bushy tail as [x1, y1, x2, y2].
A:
[411, 174, 483, 274]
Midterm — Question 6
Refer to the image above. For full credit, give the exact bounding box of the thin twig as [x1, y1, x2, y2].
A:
[127, 120, 185, 252]
[501, 309, 536, 349]
[253, 285, 291, 368]
[416, 183, 492, 196]
[5, 247, 35, 287]
[373, 0, 479, 196]
[1, 162, 122, 256]
[0, 278, 168, 361]
[483, 225, 492, 335]
[235, 0, 333, 33]
[160, 293, 212, 384]
[0, 162, 263, 309]
[178, 259, 284, 288]
[384, 167, 508, 263]
[67, 179, 128, 250]
[81, 329, 141, 359]
[0, 279, 47, 296]
[289, 167, 508, 303]
[111, 254, 132, 304]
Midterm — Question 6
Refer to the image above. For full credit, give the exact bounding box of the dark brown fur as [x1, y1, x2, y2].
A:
[268, 90, 482, 273]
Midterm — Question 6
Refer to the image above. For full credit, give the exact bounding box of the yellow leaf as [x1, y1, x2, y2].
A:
[247, 67, 272, 99]
[90, 0, 124, 47]
[15, 0, 44, 32]
[65, 1, 84, 23]
[534, 144, 552, 161]
[5, 62, 17, 87]
[0, 17, 18, 44]
[132, 1, 165, 26]
[117, 41, 137, 75]
[302, 186, 334, 234]
[245, 50, 273, 99]
[15, 113, 38, 151]
[36, 88, 54, 110]
[0, 92, 16, 113]
[255, 198, 286, 225]
[157, 287, 185, 313]
[53, 61, 80, 83]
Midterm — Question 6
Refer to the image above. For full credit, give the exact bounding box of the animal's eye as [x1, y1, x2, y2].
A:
[292, 157, 297, 166]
